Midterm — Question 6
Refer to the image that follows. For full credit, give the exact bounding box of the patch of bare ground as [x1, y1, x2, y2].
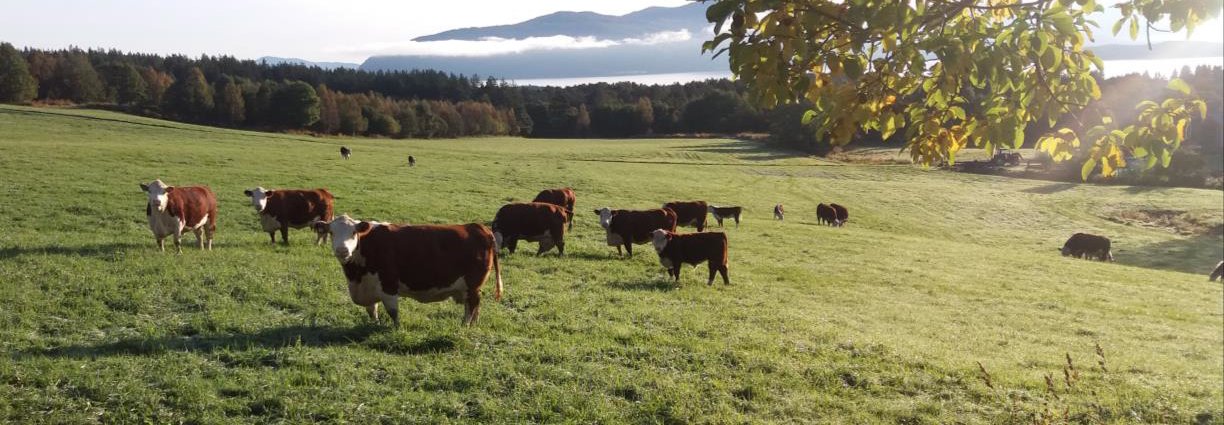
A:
[1107, 209, 1224, 237]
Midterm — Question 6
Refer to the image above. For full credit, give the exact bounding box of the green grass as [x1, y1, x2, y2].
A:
[0, 104, 1220, 424]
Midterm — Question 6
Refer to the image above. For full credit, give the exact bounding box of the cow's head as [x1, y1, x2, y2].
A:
[243, 187, 273, 213]
[140, 179, 172, 212]
[595, 207, 614, 230]
[651, 229, 673, 253]
[313, 214, 374, 263]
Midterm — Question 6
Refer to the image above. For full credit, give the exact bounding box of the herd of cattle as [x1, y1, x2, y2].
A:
[138, 165, 1223, 326]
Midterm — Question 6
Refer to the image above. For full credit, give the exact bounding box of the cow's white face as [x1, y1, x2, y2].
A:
[316, 214, 372, 263]
[651, 229, 671, 253]
[243, 187, 271, 212]
[140, 179, 171, 212]
[596, 207, 614, 230]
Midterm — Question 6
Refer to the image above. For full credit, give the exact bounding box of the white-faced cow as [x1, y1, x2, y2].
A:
[651, 229, 730, 285]
[533, 188, 576, 230]
[313, 215, 503, 327]
[141, 179, 218, 253]
[492, 202, 569, 256]
[340, 146, 351, 159]
[243, 187, 334, 245]
[596, 207, 678, 257]
[774, 204, 785, 221]
[708, 205, 743, 228]
[663, 201, 708, 232]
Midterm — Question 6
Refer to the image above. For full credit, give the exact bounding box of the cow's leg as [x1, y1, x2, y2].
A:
[507, 238, 518, 254]
[555, 238, 565, 256]
[156, 237, 165, 252]
[707, 263, 717, 285]
[463, 287, 482, 326]
[173, 227, 183, 254]
[616, 245, 623, 255]
[377, 293, 400, 327]
[268, 231, 276, 245]
[624, 242, 633, 258]
[719, 265, 730, 285]
[193, 227, 204, 249]
[365, 304, 379, 322]
[672, 267, 681, 282]
[734, 214, 740, 227]
[536, 237, 554, 256]
[280, 225, 290, 246]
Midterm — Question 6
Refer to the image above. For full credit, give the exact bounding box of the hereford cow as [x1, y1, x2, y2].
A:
[596, 207, 677, 257]
[816, 203, 838, 226]
[663, 201, 708, 232]
[774, 204, 785, 221]
[141, 179, 218, 253]
[708, 205, 743, 228]
[651, 229, 730, 285]
[340, 146, 351, 159]
[830, 203, 849, 227]
[492, 202, 569, 256]
[313, 215, 503, 327]
[533, 188, 576, 230]
[1209, 261, 1223, 282]
[243, 187, 334, 245]
[1060, 233, 1114, 261]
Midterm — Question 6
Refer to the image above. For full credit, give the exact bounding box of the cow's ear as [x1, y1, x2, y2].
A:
[243, 189, 252, 196]
[164, 187, 174, 193]
[592, 209, 600, 215]
[355, 221, 372, 235]
[140, 183, 149, 192]
[263, 190, 273, 196]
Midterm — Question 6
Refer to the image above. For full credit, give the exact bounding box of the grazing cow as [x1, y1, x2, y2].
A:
[243, 187, 334, 245]
[816, 203, 838, 226]
[651, 229, 730, 285]
[533, 188, 576, 230]
[1060, 233, 1114, 261]
[340, 146, 351, 159]
[774, 204, 785, 221]
[408, 155, 416, 167]
[492, 202, 569, 256]
[830, 203, 849, 226]
[313, 215, 503, 327]
[596, 207, 677, 257]
[1209, 261, 1223, 282]
[708, 205, 743, 228]
[141, 179, 217, 253]
[663, 201, 708, 232]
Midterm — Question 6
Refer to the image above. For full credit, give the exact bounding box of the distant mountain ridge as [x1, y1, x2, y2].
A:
[1089, 41, 1224, 60]
[258, 56, 359, 70]
[413, 2, 707, 41]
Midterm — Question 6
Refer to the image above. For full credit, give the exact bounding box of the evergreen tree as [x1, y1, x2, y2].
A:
[138, 66, 173, 108]
[336, 95, 367, 135]
[99, 62, 148, 106]
[270, 81, 319, 128]
[164, 67, 213, 121]
[0, 42, 37, 103]
[213, 75, 245, 125]
[52, 52, 104, 103]
[315, 84, 340, 133]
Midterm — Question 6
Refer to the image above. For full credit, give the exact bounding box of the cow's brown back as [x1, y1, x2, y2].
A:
[167, 186, 218, 230]
[664, 201, 708, 231]
[265, 189, 334, 226]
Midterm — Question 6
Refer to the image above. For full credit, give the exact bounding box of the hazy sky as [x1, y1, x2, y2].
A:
[1, 0, 1219, 64]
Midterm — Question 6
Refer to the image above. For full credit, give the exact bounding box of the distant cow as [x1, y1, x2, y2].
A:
[830, 203, 849, 226]
[1060, 233, 1114, 261]
[533, 188, 576, 230]
[596, 207, 678, 257]
[313, 215, 503, 327]
[340, 146, 351, 159]
[816, 203, 838, 226]
[708, 205, 743, 228]
[408, 155, 416, 167]
[651, 229, 730, 285]
[243, 187, 334, 245]
[141, 179, 218, 253]
[774, 204, 785, 221]
[1210, 261, 1223, 282]
[663, 201, 708, 232]
[492, 202, 569, 256]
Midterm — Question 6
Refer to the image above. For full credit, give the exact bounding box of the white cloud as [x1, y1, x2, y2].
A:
[331, 29, 694, 58]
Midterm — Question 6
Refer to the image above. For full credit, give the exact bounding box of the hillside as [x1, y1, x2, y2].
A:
[0, 105, 1220, 423]
[412, 3, 707, 42]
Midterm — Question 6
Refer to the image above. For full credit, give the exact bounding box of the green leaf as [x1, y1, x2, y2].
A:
[1112, 17, 1126, 36]
[1081, 159, 1095, 180]
[1167, 78, 1192, 95]
[1160, 149, 1172, 167]
[1133, 147, 1148, 158]
[801, 110, 817, 125]
[1128, 18, 1139, 40]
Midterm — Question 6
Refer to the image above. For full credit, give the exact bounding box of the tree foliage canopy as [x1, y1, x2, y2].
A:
[704, 0, 1221, 178]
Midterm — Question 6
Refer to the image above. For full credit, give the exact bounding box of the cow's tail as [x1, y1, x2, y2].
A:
[493, 249, 504, 301]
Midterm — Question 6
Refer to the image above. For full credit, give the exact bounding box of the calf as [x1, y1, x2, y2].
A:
[708, 205, 743, 228]
[774, 204, 785, 221]
[816, 203, 838, 226]
[533, 188, 576, 230]
[830, 203, 849, 226]
[340, 146, 351, 159]
[651, 229, 729, 285]
[663, 201, 708, 232]
[596, 207, 677, 257]
[141, 179, 217, 253]
[1060, 233, 1114, 261]
[492, 202, 568, 256]
[313, 215, 503, 327]
[243, 187, 334, 245]
[408, 155, 416, 167]
[1209, 261, 1223, 282]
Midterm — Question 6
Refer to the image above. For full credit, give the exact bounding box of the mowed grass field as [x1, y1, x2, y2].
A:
[0, 104, 1220, 424]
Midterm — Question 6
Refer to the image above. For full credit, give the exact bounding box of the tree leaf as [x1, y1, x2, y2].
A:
[1167, 78, 1192, 95]
[1081, 158, 1095, 181]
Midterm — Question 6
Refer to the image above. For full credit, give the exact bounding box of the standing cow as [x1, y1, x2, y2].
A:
[532, 188, 576, 230]
[830, 203, 849, 227]
[492, 202, 569, 256]
[408, 155, 416, 167]
[141, 179, 218, 253]
[596, 207, 678, 257]
[816, 203, 838, 226]
[340, 146, 351, 159]
[663, 201, 708, 232]
[774, 204, 785, 221]
[243, 187, 334, 245]
[313, 215, 503, 327]
[1060, 233, 1114, 261]
[708, 205, 743, 228]
[651, 229, 730, 285]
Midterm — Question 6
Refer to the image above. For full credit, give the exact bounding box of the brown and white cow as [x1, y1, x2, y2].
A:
[596, 207, 678, 257]
[533, 188, 576, 230]
[774, 204, 785, 221]
[492, 202, 569, 256]
[141, 179, 217, 253]
[243, 187, 334, 245]
[651, 229, 730, 285]
[708, 205, 743, 228]
[663, 201, 708, 232]
[313, 215, 503, 327]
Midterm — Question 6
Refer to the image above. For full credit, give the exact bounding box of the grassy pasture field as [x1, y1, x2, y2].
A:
[0, 104, 1220, 424]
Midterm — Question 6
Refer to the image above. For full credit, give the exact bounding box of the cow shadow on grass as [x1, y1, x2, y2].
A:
[607, 278, 679, 292]
[1020, 182, 1078, 195]
[14, 323, 458, 360]
[0, 242, 148, 260]
[1114, 232, 1224, 276]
